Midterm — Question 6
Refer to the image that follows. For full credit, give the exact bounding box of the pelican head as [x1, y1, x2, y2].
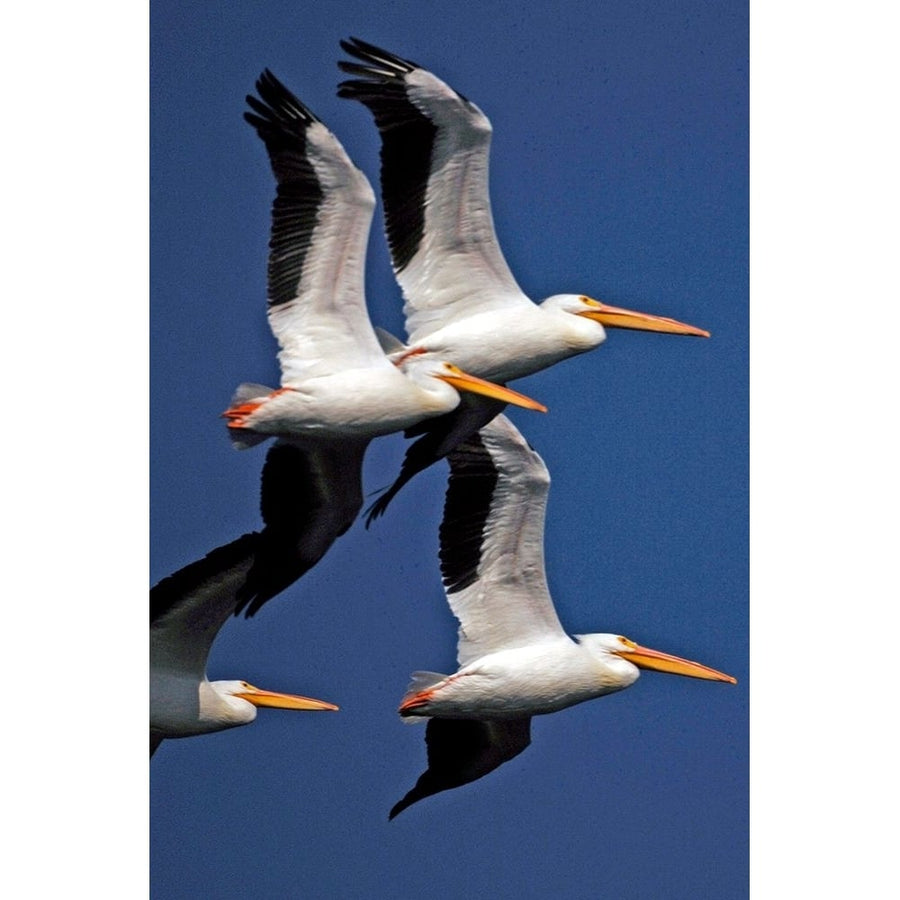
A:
[577, 633, 736, 688]
[395, 348, 548, 412]
[541, 294, 710, 337]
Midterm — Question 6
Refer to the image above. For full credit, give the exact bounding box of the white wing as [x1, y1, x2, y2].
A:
[338, 39, 531, 344]
[438, 415, 567, 667]
[150, 533, 259, 681]
[245, 70, 387, 383]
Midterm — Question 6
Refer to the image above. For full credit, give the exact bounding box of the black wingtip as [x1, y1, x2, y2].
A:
[388, 797, 411, 820]
[234, 572, 292, 619]
[232, 561, 289, 619]
[244, 68, 319, 134]
[338, 36, 419, 74]
[363, 493, 390, 529]
[232, 586, 260, 619]
[388, 774, 433, 819]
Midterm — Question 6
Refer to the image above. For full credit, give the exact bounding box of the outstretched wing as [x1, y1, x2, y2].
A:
[389, 716, 532, 818]
[245, 69, 386, 382]
[338, 38, 530, 344]
[235, 437, 368, 617]
[439, 415, 567, 667]
[150, 532, 260, 680]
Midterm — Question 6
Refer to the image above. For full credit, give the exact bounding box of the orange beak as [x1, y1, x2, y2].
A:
[437, 365, 548, 412]
[615, 639, 736, 683]
[578, 298, 710, 337]
[235, 684, 340, 711]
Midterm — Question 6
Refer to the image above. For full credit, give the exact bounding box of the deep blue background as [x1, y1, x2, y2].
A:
[150, 2, 747, 897]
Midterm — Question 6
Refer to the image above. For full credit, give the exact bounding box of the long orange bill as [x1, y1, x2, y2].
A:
[438, 365, 548, 412]
[615, 641, 736, 683]
[579, 298, 710, 337]
[235, 685, 340, 711]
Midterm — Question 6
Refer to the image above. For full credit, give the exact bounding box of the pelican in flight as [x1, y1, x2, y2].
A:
[338, 39, 709, 523]
[390, 415, 735, 818]
[150, 533, 338, 757]
[227, 71, 545, 616]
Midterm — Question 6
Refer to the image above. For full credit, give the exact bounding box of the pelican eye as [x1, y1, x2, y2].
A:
[617, 636, 637, 649]
[443, 363, 461, 373]
[581, 296, 602, 308]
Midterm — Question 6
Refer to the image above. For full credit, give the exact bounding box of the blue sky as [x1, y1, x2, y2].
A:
[8, 2, 899, 895]
[149, 2, 747, 897]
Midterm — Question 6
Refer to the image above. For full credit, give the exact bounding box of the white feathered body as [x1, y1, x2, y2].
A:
[404, 636, 639, 720]
[416, 302, 607, 384]
[229, 364, 459, 442]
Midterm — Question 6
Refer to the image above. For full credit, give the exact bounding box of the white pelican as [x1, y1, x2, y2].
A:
[390, 415, 735, 818]
[337, 39, 710, 522]
[150, 532, 338, 757]
[228, 71, 546, 616]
